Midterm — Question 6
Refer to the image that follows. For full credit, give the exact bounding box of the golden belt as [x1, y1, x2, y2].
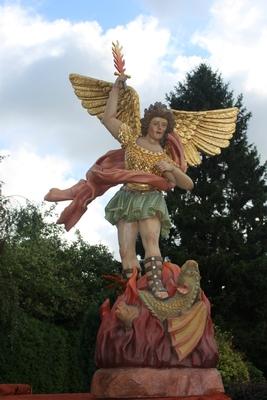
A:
[124, 183, 159, 192]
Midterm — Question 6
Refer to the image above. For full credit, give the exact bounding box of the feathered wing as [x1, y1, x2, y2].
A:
[69, 73, 141, 133]
[172, 107, 239, 166]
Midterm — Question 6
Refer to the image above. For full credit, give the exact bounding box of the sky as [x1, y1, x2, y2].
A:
[0, 0, 266, 259]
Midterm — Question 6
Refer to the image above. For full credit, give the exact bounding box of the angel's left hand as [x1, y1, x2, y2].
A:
[156, 160, 174, 174]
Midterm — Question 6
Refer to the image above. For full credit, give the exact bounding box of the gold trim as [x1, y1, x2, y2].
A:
[124, 183, 158, 192]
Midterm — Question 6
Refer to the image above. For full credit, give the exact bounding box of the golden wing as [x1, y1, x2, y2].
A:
[69, 73, 141, 133]
[172, 107, 239, 166]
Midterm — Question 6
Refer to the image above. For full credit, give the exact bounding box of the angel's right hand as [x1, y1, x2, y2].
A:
[113, 74, 128, 89]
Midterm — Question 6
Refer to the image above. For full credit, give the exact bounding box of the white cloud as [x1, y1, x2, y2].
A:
[3, 9, 64, 46]
[0, 6, 177, 164]
[189, 0, 267, 162]
[106, 16, 171, 86]
[0, 145, 74, 202]
[172, 55, 206, 77]
[192, 0, 267, 96]
[0, 145, 120, 258]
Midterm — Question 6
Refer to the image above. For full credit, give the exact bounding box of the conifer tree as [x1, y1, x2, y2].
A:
[163, 64, 267, 374]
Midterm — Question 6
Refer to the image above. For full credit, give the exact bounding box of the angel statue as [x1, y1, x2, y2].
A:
[45, 42, 238, 303]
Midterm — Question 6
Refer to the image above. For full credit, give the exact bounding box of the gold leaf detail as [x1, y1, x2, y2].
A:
[69, 73, 141, 133]
[172, 107, 238, 166]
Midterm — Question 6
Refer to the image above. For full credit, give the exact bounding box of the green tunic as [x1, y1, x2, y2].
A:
[105, 188, 171, 238]
[105, 123, 174, 238]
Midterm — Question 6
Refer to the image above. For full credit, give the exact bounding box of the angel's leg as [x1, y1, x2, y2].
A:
[117, 219, 141, 278]
[138, 216, 168, 300]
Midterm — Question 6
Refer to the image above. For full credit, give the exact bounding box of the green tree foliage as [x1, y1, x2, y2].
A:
[0, 188, 120, 392]
[78, 304, 101, 390]
[216, 327, 250, 385]
[226, 382, 267, 400]
[1, 201, 119, 325]
[163, 64, 267, 375]
[0, 312, 84, 393]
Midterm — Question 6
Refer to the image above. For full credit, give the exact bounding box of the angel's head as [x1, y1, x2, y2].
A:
[140, 102, 175, 146]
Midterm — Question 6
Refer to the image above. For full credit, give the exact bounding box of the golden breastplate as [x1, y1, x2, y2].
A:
[125, 143, 169, 176]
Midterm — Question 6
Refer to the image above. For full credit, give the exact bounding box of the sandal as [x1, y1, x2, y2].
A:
[144, 256, 168, 300]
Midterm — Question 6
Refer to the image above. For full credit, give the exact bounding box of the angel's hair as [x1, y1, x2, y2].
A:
[140, 102, 175, 147]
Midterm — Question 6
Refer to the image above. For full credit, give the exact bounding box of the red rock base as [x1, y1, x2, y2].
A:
[90, 367, 225, 398]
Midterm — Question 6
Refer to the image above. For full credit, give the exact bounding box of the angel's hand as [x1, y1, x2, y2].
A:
[157, 160, 194, 190]
[69, 72, 141, 134]
[113, 74, 128, 89]
[156, 160, 174, 174]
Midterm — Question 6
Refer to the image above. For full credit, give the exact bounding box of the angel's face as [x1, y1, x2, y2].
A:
[147, 117, 168, 142]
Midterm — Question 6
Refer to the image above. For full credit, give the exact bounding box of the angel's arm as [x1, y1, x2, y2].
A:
[102, 75, 128, 139]
[168, 166, 194, 190]
[157, 161, 194, 191]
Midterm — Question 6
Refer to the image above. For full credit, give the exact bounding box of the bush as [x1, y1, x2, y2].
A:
[0, 312, 83, 393]
[246, 361, 266, 383]
[225, 383, 267, 400]
[216, 327, 250, 385]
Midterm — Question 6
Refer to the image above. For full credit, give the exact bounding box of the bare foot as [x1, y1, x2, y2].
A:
[44, 188, 73, 202]
[177, 284, 189, 294]
[153, 290, 169, 300]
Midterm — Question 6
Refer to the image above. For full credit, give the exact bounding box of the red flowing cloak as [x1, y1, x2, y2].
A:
[46, 133, 187, 231]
